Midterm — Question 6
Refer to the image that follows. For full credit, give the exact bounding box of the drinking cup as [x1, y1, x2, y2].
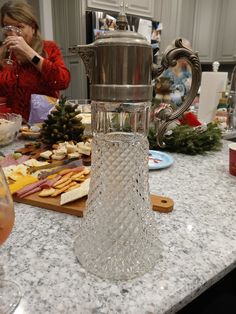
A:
[229, 142, 236, 176]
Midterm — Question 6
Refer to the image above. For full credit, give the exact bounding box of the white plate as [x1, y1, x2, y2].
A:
[149, 150, 174, 170]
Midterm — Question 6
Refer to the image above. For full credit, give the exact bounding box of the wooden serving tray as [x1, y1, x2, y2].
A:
[13, 193, 174, 217]
[13, 193, 87, 217]
[13, 143, 174, 216]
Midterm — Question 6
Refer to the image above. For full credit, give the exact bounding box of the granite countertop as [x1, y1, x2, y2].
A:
[1, 139, 235, 314]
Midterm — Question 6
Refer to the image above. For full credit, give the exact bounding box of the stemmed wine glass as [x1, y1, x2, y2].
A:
[0, 166, 21, 313]
[0, 25, 22, 66]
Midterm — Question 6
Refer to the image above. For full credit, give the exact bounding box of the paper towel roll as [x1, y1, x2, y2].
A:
[198, 72, 228, 124]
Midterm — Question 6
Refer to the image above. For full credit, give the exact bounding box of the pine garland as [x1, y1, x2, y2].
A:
[148, 122, 223, 155]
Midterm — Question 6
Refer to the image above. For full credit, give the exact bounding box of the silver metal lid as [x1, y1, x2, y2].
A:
[93, 10, 150, 47]
[69, 11, 153, 102]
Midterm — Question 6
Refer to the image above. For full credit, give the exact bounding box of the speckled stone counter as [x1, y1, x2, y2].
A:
[1, 140, 235, 314]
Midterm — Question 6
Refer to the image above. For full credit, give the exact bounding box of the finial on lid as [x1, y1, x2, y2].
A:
[116, 2, 128, 30]
[213, 61, 220, 72]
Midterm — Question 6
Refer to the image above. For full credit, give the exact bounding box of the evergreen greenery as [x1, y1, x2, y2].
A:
[148, 122, 223, 155]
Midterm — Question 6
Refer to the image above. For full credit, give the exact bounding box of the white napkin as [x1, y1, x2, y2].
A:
[198, 72, 228, 124]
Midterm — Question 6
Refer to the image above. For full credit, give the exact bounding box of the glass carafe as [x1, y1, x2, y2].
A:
[70, 10, 201, 280]
[74, 101, 161, 280]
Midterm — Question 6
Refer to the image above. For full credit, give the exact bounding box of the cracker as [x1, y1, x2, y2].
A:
[53, 174, 73, 187]
[38, 188, 56, 197]
[51, 182, 76, 197]
[54, 178, 72, 189]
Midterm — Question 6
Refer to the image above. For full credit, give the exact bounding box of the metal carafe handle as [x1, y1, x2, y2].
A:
[152, 38, 201, 147]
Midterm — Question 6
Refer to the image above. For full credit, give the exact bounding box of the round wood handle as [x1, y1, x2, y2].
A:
[150, 194, 174, 213]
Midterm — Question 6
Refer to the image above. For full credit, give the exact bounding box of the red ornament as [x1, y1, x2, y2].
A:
[179, 112, 201, 127]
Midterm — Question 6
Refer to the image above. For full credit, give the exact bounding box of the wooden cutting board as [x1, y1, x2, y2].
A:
[13, 193, 174, 217]
[13, 143, 174, 216]
[13, 193, 87, 217]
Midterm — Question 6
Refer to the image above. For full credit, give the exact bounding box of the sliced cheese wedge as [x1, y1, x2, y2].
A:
[60, 178, 90, 205]
[9, 175, 38, 194]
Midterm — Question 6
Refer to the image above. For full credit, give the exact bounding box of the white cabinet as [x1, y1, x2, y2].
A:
[216, 0, 236, 63]
[190, 0, 236, 63]
[191, 0, 221, 63]
[51, 0, 88, 99]
[157, 0, 183, 56]
[125, 0, 154, 18]
[157, 0, 221, 63]
[87, 0, 154, 18]
[156, 0, 196, 57]
[177, 0, 195, 46]
[161, 0, 236, 64]
[64, 56, 88, 100]
[87, 0, 121, 13]
[158, 0, 228, 64]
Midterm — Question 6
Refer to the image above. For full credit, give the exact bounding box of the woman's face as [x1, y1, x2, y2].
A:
[2, 14, 35, 45]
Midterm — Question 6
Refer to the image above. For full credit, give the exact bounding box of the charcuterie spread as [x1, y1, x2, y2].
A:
[1, 141, 92, 216]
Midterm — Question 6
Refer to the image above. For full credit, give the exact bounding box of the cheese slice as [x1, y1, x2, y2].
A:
[67, 152, 81, 159]
[9, 175, 38, 194]
[51, 154, 65, 160]
[8, 173, 25, 182]
[39, 150, 53, 159]
[77, 142, 91, 156]
[3, 164, 28, 182]
[77, 148, 91, 156]
[23, 159, 49, 167]
[66, 143, 77, 153]
[60, 178, 90, 205]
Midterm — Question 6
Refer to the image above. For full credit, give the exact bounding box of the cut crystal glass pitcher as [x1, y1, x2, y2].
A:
[70, 10, 201, 280]
[75, 101, 160, 280]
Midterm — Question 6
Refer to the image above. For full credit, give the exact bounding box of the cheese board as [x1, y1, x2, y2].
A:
[13, 193, 174, 217]
[14, 141, 92, 166]
[13, 193, 87, 216]
[7, 142, 174, 216]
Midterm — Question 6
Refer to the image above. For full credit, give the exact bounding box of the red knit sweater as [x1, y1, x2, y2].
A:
[0, 40, 70, 121]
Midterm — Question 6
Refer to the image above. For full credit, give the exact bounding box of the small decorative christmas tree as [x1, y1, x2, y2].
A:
[40, 96, 85, 145]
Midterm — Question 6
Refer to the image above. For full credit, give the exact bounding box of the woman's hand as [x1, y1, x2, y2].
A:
[3, 35, 32, 58]
[3, 35, 43, 70]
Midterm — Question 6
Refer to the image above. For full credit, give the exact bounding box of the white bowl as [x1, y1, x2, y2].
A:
[0, 113, 22, 146]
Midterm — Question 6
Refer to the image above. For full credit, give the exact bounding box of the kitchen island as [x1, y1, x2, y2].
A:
[1, 139, 235, 314]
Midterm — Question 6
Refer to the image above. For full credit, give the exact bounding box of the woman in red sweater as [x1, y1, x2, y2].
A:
[0, 1, 70, 121]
